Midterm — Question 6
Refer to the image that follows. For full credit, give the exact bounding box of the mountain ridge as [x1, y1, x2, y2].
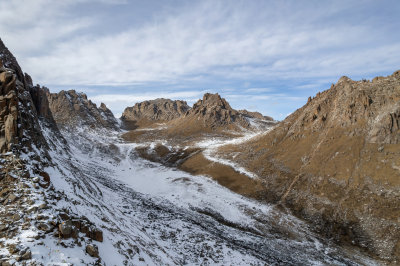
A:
[47, 89, 119, 130]
[218, 71, 400, 261]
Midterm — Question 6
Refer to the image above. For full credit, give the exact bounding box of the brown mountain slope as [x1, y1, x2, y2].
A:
[166, 93, 266, 137]
[219, 71, 400, 261]
[122, 93, 276, 142]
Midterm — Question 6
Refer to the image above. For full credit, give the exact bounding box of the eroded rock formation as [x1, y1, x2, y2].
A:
[166, 93, 274, 137]
[0, 62, 18, 152]
[121, 98, 190, 124]
[0, 39, 54, 156]
[47, 90, 119, 130]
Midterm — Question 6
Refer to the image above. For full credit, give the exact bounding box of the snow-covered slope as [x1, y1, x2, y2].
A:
[37, 125, 377, 265]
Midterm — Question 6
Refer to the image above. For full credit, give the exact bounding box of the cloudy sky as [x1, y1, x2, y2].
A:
[1, 0, 399, 119]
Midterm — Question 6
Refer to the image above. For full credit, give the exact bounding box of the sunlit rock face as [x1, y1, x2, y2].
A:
[225, 72, 400, 261]
[47, 90, 119, 130]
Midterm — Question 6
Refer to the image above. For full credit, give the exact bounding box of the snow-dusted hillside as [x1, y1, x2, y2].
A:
[33, 125, 376, 265]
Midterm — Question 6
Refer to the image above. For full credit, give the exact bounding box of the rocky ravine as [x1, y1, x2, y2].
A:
[219, 72, 400, 262]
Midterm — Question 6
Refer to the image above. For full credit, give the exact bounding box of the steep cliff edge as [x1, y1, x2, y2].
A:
[0, 38, 59, 158]
[220, 72, 400, 261]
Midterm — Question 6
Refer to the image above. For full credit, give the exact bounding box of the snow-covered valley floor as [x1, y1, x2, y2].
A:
[40, 127, 377, 265]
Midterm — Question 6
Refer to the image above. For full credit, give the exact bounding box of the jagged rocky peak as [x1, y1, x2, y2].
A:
[121, 98, 190, 122]
[192, 93, 232, 110]
[47, 90, 118, 130]
[162, 93, 276, 137]
[292, 70, 400, 143]
[0, 38, 51, 156]
[187, 93, 250, 128]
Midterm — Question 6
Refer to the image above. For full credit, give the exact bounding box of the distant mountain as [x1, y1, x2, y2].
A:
[121, 98, 190, 128]
[223, 72, 400, 261]
[47, 90, 119, 130]
[166, 93, 275, 137]
[121, 93, 275, 140]
[237, 109, 274, 121]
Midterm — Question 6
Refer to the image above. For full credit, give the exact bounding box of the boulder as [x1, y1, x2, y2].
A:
[20, 249, 32, 260]
[58, 220, 73, 238]
[0, 71, 13, 84]
[3, 193, 17, 205]
[37, 223, 51, 233]
[87, 227, 103, 242]
[86, 244, 99, 257]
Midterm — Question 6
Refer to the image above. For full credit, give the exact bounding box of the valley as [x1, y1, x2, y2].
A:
[0, 35, 398, 265]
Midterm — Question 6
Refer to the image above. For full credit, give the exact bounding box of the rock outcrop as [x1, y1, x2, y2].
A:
[121, 98, 190, 125]
[167, 93, 272, 137]
[47, 90, 119, 130]
[0, 38, 55, 156]
[224, 72, 400, 262]
[188, 93, 250, 127]
[0, 38, 106, 264]
[0, 59, 20, 153]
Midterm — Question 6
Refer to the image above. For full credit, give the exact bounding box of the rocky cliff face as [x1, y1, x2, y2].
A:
[47, 90, 119, 131]
[121, 98, 190, 126]
[222, 71, 400, 261]
[0, 60, 18, 152]
[0, 39, 56, 157]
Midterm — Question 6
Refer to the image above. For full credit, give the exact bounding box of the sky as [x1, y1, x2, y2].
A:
[0, 0, 399, 119]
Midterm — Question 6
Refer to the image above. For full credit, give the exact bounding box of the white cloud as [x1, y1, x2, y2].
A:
[1, 0, 399, 120]
[2, 0, 398, 87]
[245, 88, 274, 93]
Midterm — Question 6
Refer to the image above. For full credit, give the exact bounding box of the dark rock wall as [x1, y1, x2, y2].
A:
[0, 38, 62, 158]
